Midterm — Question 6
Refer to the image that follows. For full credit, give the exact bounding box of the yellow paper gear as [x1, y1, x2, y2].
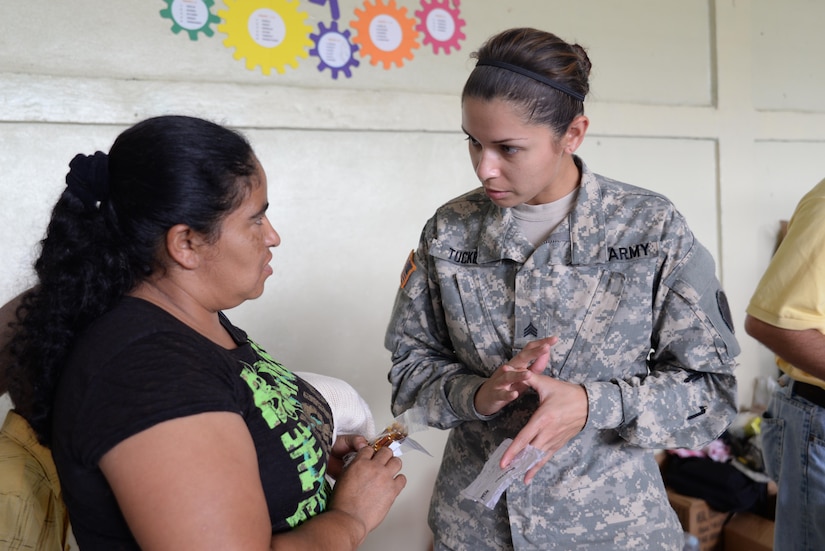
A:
[218, 0, 313, 75]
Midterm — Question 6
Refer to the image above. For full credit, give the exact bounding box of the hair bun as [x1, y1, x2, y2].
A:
[65, 151, 109, 211]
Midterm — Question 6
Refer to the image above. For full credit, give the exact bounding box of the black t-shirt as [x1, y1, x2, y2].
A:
[52, 297, 334, 550]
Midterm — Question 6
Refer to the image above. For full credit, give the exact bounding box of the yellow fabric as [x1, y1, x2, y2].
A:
[747, 177, 825, 389]
[0, 410, 70, 551]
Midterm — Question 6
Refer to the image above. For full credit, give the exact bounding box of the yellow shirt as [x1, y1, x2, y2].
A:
[0, 410, 70, 551]
[746, 177, 825, 389]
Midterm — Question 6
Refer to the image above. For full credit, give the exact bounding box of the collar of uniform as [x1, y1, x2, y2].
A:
[478, 157, 608, 265]
[568, 157, 608, 265]
[428, 188, 534, 264]
[432, 157, 607, 265]
[478, 206, 533, 263]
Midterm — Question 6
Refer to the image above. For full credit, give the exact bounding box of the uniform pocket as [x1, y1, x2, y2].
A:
[553, 269, 626, 381]
[450, 268, 513, 372]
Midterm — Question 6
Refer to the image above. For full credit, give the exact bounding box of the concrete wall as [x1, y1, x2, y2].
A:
[2, 1, 825, 549]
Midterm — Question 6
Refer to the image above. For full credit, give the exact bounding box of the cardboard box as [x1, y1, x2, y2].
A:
[667, 489, 730, 551]
[723, 512, 774, 551]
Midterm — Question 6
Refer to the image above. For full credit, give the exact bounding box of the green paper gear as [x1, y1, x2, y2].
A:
[160, 0, 221, 41]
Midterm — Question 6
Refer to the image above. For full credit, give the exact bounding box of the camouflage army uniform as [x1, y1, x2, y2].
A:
[385, 158, 739, 550]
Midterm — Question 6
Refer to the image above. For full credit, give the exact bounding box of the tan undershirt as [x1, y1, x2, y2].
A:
[512, 188, 579, 246]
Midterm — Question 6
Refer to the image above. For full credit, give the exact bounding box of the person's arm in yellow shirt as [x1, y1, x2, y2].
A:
[745, 315, 825, 380]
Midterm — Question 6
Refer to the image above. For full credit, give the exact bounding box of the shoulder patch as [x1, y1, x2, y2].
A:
[400, 250, 417, 289]
[716, 290, 734, 333]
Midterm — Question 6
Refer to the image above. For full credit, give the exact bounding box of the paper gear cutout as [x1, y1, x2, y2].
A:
[350, 0, 420, 69]
[217, 0, 313, 75]
[310, 21, 360, 79]
[415, 0, 465, 54]
[159, 0, 221, 41]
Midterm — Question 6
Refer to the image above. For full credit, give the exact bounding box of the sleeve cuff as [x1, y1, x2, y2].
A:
[582, 380, 624, 430]
[446, 374, 499, 421]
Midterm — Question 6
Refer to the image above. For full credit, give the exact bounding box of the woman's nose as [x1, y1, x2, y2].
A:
[264, 218, 281, 247]
[475, 150, 500, 180]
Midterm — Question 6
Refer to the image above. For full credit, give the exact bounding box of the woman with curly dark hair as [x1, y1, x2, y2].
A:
[7, 115, 405, 551]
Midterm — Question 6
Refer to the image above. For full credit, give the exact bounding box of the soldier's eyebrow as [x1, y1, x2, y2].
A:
[461, 125, 527, 144]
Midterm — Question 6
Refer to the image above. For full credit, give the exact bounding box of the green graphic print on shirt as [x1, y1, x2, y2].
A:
[240, 339, 329, 528]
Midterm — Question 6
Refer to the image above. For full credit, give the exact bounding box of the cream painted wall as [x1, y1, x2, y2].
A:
[2, 1, 825, 550]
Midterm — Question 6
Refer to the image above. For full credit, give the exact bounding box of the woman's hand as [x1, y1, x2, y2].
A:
[328, 446, 406, 538]
[474, 336, 558, 416]
[501, 375, 588, 484]
[327, 434, 369, 480]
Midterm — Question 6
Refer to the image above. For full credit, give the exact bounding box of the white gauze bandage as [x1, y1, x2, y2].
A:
[295, 371, 376, 445]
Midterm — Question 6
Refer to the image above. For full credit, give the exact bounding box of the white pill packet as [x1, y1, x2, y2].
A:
[460, 438, 545, 509]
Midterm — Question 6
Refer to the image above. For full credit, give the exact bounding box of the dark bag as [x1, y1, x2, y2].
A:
[663, 455, 767, 513]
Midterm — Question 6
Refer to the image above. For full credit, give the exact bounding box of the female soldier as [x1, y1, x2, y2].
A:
[8, 115, 405, 550]
[385, 28, 739, 550]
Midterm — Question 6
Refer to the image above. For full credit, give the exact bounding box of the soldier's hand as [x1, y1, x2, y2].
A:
[501, 376, 588, 483]
[474, 337, 557, 416]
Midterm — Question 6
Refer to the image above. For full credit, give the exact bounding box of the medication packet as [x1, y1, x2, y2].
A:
[460, 438, 545, 509]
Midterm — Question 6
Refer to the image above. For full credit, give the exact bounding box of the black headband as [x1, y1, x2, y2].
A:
[476, 59, 585, 102]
